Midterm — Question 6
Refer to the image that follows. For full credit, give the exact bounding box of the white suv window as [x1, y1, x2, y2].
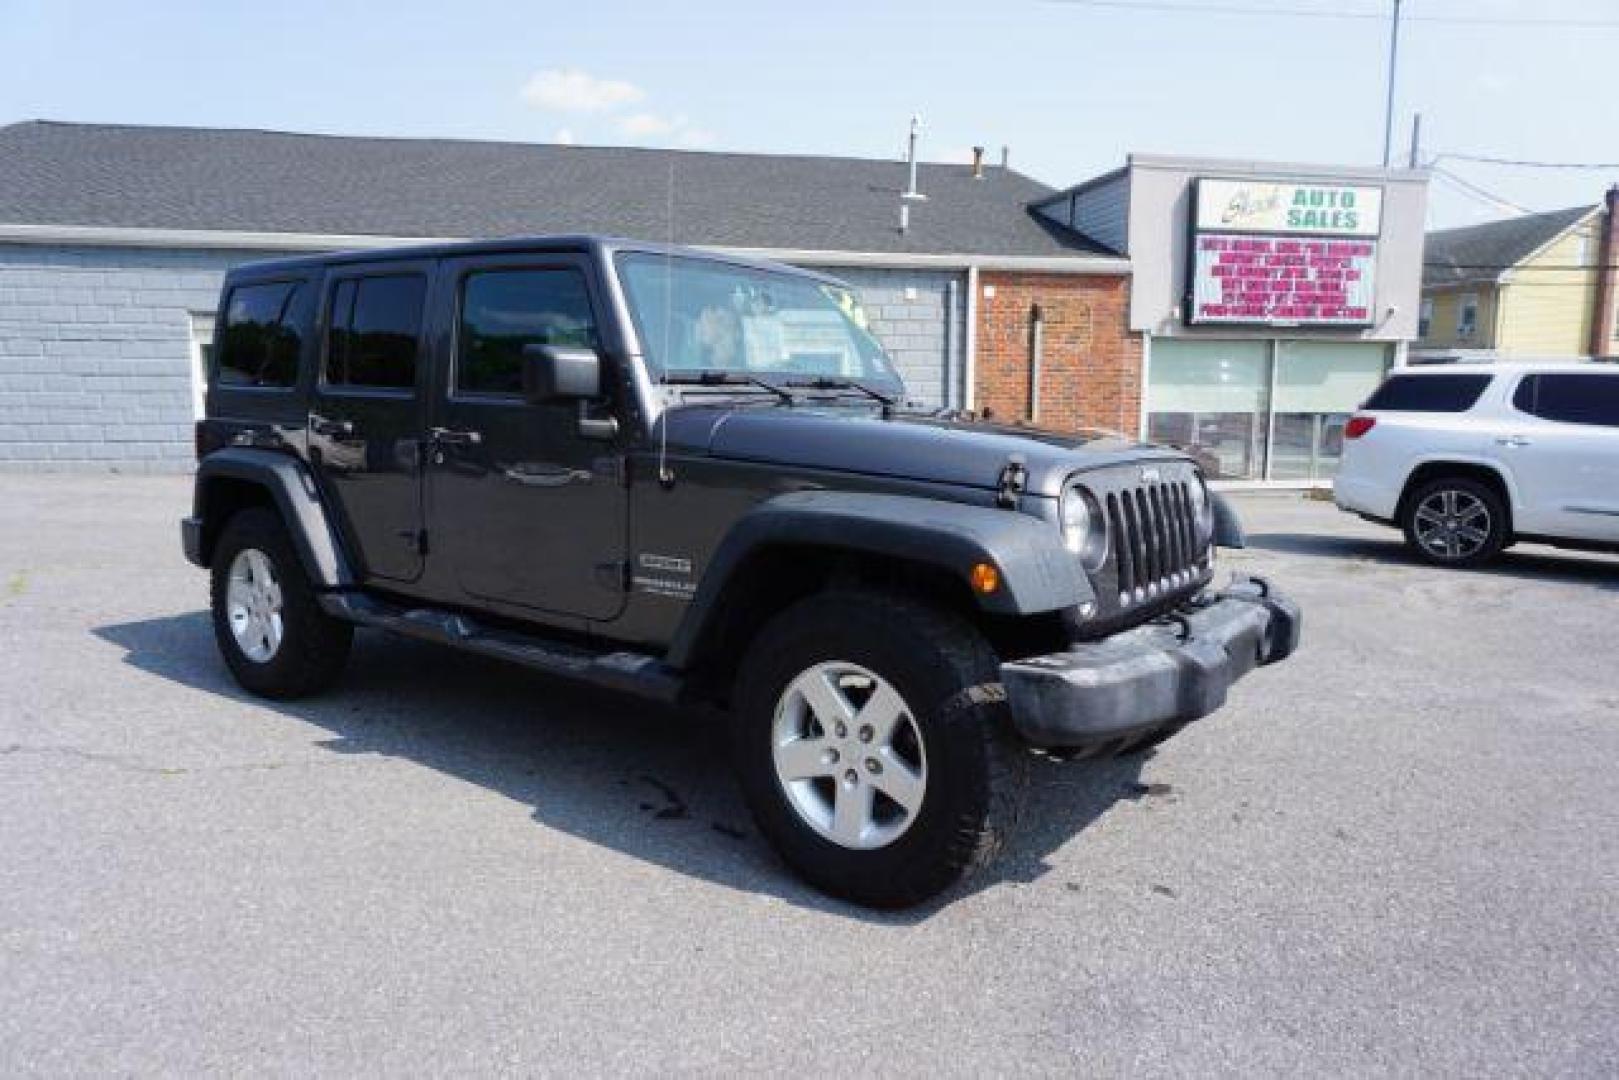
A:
[1362, 373, 1493, 413]
[1512, 372, 1619, 428]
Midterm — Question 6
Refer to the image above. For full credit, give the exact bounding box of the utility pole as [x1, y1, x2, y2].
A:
[1408, 112, 1422, 169]
[1381, 0, 1403, 167]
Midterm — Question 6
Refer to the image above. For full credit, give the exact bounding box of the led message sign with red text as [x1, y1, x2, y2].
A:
[1191, 234, 1376, 326]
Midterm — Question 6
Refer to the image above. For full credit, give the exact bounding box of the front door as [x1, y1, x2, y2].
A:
[426, 255, 628, 621]
[1501, 371, 1619, 541]
[308, 261, 434, 583]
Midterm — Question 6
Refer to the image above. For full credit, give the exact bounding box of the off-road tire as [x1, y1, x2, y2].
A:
[1400, 476, 1509, 568]
[210, 507, 353, 699]
[731, 590, 1028, 908]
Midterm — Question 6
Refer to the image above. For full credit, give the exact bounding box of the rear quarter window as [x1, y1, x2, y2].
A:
[215, 280, 311, 389]
[1361, 373, 1493, 413]
[1512, 372, 1619, 427]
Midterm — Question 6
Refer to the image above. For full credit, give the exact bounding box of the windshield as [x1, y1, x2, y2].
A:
[616, 252, 904, 394]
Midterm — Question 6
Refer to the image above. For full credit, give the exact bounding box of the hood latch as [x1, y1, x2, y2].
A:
[995, 455, 1028, 509]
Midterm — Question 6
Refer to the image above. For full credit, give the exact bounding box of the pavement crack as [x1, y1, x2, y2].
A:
[0, 743, 354, 777]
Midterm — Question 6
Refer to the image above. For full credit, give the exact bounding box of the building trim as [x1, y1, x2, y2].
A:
[0, 221, 1132, 274]
[963, 265, 980, 410]
[1127, 153, 1429, 186]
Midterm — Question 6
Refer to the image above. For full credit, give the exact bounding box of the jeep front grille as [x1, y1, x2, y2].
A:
[1104, 480, 1203, 606]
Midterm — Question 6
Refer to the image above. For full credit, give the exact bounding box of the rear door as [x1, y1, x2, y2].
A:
[425, 254, 628, 621]
[1501, 371, 1619, 541]
[307, 261, 434, 583]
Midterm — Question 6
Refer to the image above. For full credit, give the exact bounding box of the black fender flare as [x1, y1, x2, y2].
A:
[1210, 490, 1246, 549]
[665, 490, 1094, 669]
[192, 448, 354, 588]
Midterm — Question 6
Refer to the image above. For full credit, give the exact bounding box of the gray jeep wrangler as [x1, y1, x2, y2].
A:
[182, 236, 1299, 907]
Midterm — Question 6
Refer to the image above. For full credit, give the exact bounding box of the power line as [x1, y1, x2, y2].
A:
[1431, 166, 1537, 216]
[1043, 0, 1619, 28]
[1433, 152, 1619, 171]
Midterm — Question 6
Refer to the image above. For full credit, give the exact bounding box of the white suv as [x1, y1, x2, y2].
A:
[1334, 362, 1619, 566]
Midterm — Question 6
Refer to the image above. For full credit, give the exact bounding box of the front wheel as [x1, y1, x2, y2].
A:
[1400, 477, 1509, 568]
[731, 591, 1027, 908]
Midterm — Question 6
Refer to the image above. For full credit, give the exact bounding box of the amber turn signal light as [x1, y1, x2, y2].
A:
[970, 562, 1000, 594]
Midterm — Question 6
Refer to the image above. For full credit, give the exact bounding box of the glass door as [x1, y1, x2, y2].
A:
[1146, 338, 1272, 480]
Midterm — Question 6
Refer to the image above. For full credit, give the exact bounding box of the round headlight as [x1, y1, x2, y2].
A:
[1060, 484, 1108, 570]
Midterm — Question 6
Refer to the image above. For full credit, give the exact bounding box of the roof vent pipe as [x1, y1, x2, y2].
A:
[898, 114, 928, 234]
[1000, 145, 1010, 170]
[972, 146, 985, 179]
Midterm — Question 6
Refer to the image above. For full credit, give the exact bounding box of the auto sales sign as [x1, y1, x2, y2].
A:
[1188, 178, 1383, 327]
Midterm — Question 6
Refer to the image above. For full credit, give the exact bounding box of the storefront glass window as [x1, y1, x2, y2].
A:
[1146, 339, 1271, 480]
[1271, 342, 1390, 481]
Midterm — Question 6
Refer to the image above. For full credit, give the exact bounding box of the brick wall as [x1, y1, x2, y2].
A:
[973, 271, 1141, 436]
[0, 245, 274, 472]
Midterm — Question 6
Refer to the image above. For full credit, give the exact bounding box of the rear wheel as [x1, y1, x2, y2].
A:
[731, 590, 1027, 909]
[210, 507, 353, 699]
[1400, 477, 1509, 567]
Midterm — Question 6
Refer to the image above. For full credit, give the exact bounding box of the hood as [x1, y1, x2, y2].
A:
[659, 403, 1185, 496]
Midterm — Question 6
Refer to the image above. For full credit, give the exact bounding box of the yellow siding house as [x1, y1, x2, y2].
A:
[1417, 193, 1618, 361]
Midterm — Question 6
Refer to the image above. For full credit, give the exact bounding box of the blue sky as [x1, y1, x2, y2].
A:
[2, 0, 1615, 229]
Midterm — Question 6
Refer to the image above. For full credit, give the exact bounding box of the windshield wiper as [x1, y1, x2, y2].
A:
[783, 375, 898, 409]
[662, 369, 795, 405]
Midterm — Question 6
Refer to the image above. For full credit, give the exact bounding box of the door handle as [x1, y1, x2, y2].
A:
[429, 427, 483, 447]
[503, 464, 592, 487]
[1494, 435, 1532, 448]
[311, 416, 354, 438]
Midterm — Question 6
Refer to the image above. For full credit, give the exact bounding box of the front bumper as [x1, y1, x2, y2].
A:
[1001, 576, 1300, 749]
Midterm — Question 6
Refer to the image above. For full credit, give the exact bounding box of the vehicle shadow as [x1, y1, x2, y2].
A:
[1246, 531, 1619, 591]
[92, 612, 1149, 924]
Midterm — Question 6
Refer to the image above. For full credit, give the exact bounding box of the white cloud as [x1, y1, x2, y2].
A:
[676, 127, 717, 149]
[613, 111, 716, 148]
[521, 68, 644, 113]
[617, 112, 678, 137]
[552, 127, 576, 145]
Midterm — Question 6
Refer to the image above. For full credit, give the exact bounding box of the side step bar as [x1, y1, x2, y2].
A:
[318, 592, 684, 703]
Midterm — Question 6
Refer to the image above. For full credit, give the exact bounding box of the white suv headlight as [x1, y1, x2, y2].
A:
[1059, 483, 1109, 570]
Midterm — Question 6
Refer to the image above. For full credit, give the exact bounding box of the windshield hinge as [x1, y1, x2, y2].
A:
[995, 455, 1028, 509]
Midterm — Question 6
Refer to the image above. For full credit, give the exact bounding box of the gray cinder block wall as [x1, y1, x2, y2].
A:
[815, 267, 967, 411]
[0, 245, 273, 472]
[0, 245, 967, 471]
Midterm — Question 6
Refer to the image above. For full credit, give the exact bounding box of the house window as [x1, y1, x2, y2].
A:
[1457, 294, 1479, 339]
[1419, 297, 1433, 339]
[188, 313, 215, 419]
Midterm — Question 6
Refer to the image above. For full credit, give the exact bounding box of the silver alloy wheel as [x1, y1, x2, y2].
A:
[1413, 488, 1492, 560]
[225, 547, 285, 663]
[770, 661, 928, 851]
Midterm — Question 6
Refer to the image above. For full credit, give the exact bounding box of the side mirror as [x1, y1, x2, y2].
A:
[522, 344, 601, 403]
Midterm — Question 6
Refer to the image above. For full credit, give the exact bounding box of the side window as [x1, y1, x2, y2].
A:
[216, 281, 308, 388]
[325, 274, 427, 391]
[457, 268, 597, 396]
[1362, 373, 1493, 413]
[1418, 297, 1433, 339]
[1513, 373, 1619, 428]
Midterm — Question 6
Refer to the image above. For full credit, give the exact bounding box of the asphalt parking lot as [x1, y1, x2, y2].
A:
[2, 474, 1616, 1075]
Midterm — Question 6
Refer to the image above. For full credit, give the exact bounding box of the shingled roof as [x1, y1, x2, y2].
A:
[0, 120, 1111, 260]
[1424, 204, 1597, 288]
